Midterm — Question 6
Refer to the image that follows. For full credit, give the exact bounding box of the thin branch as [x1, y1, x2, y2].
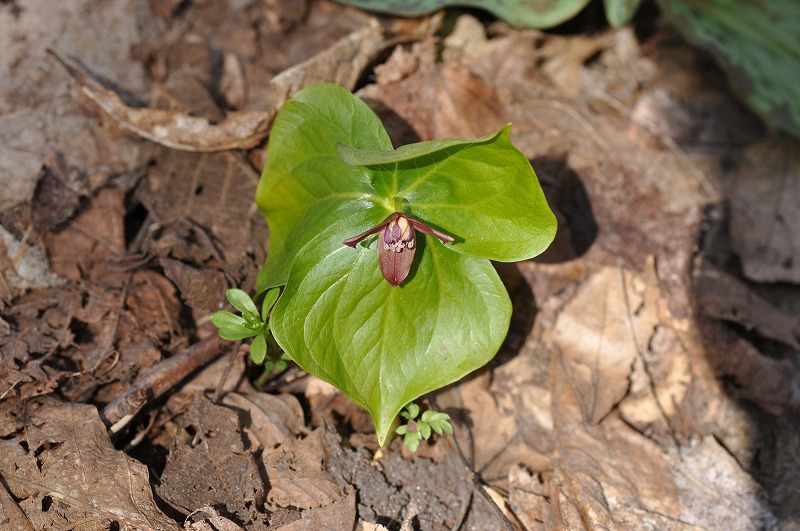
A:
[101, 335, 224, 432]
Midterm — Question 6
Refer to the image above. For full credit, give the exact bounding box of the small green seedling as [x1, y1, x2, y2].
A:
[213, 83, 555, 447]
[210, 288, 279, 365]
[395, 403, 453, 453]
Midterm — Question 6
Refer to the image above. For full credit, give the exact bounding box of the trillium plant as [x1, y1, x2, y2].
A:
[214, 83, 556, 446]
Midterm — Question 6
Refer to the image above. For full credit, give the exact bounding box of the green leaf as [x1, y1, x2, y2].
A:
[210, 310, 247, 330]
[422, 411, 453, 435]
[258, 84, 556, 277]
[257, 83, 555, 446]
[403, 431, 422, 452]
[333, 0, 591, 29]
[418, 421, 432, 440]
[339, 125, 556, 262]
[261, 287, 281, 321]
[226, 289, 259, 316]
[270, 224, 512, 446]
[401, 403, 420, 420]
[658, 0, 800, 139]
[218, 325, 260, 341]
[256, 84, 394, 288]
[604, 0, 641, 27]
[211, 311, 259, 340]
[251, 334, 268, 364]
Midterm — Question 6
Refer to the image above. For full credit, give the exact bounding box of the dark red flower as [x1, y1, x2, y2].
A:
[343, 212, 454, 287]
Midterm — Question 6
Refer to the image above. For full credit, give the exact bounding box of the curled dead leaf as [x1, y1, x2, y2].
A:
[50, 49, 271, 152]
[48, 21, 385, 153]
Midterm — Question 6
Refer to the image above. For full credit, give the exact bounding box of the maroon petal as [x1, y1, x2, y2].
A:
[378, 235, 416, 287]
[408, 218, 454, 244]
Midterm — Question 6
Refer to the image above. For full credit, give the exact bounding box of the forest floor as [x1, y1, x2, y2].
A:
[1, 1, 799, 529]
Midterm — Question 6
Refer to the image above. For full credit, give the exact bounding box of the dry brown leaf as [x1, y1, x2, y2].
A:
[222, 392, 306, 450]
[697, 318, 800, 417]
[695, 260, 799, 348]
[550, 267, 645, 425]
[263, 428, 343, 510]
[618, 324, 691, 436]
[613, 259, 691, 437]
[0, 224, 64, 301]
[551, 358, 687, 529]
[629, 40, 762, 148]
[437, 372, 550, 486]
[551, 329, 777, 529]
[0, 480, 35, 531]
[137, 151, 267, 286]
[507, 466, 563, 531]
[0, 0, 145, 212]
[269, 20, 384, 105]
[272, 492, 356, 531]
[161, 257, 228, 317]
[0, 396, 180, 530]
[43, 186, 126, 282]
[539, 34, 611, 100]
[30, 161, 81, 235]
[185, 505, 244, 531]
[0, 289, 81, 401]
[157, 393, 264, 521]
[492, 354, 553, 455]
[730, 133, 800, 283]
[359, 38, 509, 142]
[669, 437, 776, 529]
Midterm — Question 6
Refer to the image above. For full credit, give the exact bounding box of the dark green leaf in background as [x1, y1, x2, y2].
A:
[658, 0, 800, 139]
[334, 0, 591, 29]
[604, 0, 642, 27]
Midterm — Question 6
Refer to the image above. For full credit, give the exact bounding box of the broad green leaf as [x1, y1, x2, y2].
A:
[336, 129, 500, 167]
[338, 125, 557, 262]
[604, 0, 641, 27]
[256, 84, 393, 287]
[258, 83, 554, 446]
[251, 334, 267, 364]
[658, 0, 800, 139]
[334, 0, 591, 29]
[226, 289, 258, 316]
[270, 225, 512, 445]
[259, 84, 555, 276]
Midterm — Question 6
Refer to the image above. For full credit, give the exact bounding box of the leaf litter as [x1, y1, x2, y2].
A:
[1, 1, 799, 529]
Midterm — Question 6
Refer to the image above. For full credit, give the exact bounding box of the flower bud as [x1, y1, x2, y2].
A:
[343, 212, 454, 287]
[378, 214, 416, 287]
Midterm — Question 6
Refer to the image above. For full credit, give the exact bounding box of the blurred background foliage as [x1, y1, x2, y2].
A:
[336, 0, 800, 140]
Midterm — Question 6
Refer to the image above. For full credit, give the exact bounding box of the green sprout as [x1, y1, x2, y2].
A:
[210, 288, 279, 365]
[395, 403, 454, 453]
